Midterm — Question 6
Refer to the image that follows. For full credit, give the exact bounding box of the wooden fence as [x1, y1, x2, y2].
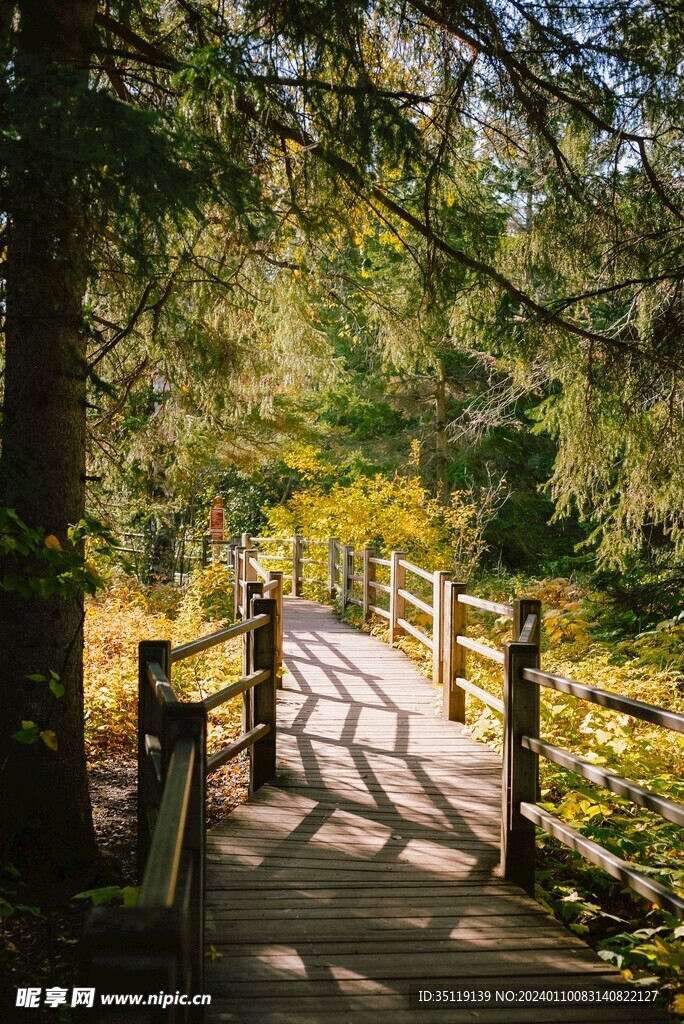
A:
[234, 532, 684, 914]
[82, 594, 279, 1020]
[81, 528, 684, 1018]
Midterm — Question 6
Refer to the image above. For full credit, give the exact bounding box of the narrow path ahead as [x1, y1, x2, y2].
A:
[205, 598, 667, 1022]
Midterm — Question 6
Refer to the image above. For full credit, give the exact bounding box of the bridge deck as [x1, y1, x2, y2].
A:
[205, 599, 666, 1022]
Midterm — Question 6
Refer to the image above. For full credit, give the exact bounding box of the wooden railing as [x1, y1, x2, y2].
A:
[233, 531, 684, 919]
[83, 595, 278, 1019]
[82, 525, 684, 1015]
[507, 653, 684, 911]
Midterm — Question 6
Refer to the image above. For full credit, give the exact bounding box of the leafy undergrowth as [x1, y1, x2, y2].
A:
[84, 565, 246, 759]
[2, 568, 249, 1019]
[84, 564, 252, 840]
[338, 577, 684, 1015]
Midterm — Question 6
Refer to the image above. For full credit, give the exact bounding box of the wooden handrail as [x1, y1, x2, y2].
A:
[456, 676, 504, 716]
[521, 802, 684, 918]
[518, 612, 538, 643]
[138, 736, 195, 908]
[397, 617, 433, 651]
[145, 661, 178, 704]
[522, 666, 684, 732]
[397, 587, 433, 617]
[456, 634, 505, 665]
[203, 668, 270, 712]
[458, 593, 514, 617]
[521, 735, 684, 827]
[84, 592, 278, 1007]
[170, 613, 270, 663]
[207, 722, 271, 774]
[398, 557, 433, 583]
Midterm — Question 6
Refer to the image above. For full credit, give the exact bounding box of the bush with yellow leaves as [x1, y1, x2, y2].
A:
[84, 567, 242, 759]
[266, 464, 491, 579]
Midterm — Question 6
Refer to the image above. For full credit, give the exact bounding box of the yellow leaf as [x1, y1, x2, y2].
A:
[671, 994, 684, 1014]
[40, 730, 58, 751]
[45, 534, 62, 551]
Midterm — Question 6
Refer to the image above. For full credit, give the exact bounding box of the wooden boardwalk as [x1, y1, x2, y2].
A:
[205, 599, 667, 1022]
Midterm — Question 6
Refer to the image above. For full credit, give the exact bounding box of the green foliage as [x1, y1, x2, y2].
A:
[0, 508, 120, 599]
[0, 865, 41, 922]
[73, 886, 139, 908]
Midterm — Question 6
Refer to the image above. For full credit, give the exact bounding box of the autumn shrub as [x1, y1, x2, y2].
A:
[265, 466, 493, 579]
[84, 567, 242, 759]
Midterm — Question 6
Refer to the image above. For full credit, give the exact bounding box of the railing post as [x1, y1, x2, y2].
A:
[266, 570, 284, 685]
[501, 640, 540, 895]
[292, 535, 302, 597]
[233, 546, 244, 619]
[243, 582, 264, 735]
[328, 537, 339, 599]
[245, 547, 258, 583]
[362, 547, 375, 623]
[161, 701, 207, 1000]
[341, 545, 352, 608]
[443, 582, 467, 721]
[239, 546, 258, 622]
[201, 536, 209, 567]
[137, 639, 171, 881]
[513, 597, 542, 645]
[251, 596, 277, 793]
[432, 570, 452, 685]
[389, 551, 406, 644]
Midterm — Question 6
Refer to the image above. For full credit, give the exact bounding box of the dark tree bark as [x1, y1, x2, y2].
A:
[0, 0, 98, 884]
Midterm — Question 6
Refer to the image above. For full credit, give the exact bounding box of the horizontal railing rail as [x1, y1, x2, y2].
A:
[170, 615, 269, 664]
[458, 593, 514, 617]
[456, 635, 505, 665]
[398, 557, 433, 584]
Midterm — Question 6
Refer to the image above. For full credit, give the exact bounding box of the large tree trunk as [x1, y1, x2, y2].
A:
[0, 0, 98, 885]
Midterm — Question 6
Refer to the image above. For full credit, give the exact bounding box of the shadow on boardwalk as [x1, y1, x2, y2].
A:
[205, 599, 668, 1023]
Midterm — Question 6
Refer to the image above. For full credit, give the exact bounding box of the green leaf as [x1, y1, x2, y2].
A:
[49, 679, 65, 698]
[25, 673, 46, 682]
[11, 722, 40, 744]
[73, 885, 138, 907]
[14, 903, 41, 917]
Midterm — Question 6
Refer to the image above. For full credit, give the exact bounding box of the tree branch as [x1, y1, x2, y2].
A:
[236, 97, 683, 371]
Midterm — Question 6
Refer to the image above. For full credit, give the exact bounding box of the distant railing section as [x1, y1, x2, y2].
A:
[83, 593, 278, 1019]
